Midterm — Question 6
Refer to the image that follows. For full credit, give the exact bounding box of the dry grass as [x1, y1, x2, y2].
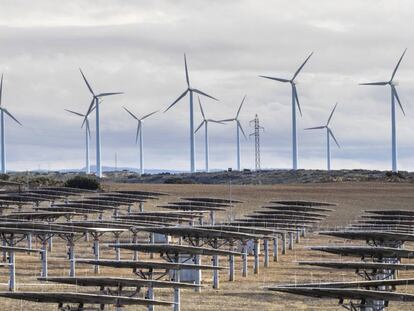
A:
[1, 181, 414, 310]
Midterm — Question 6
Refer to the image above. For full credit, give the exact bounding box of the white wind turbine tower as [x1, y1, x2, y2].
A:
[360, 49, 407, 173]
[123, 106, 158, 175]
[194, 97, 224, 172]
[80, 69, 123, 178]
[65, 109, 92, 174]
[305, 103, 340, 171]
[221, 96, 247, 171]
[259, 52, 313, 170]
[165, 54, 218, 173]
[0, 74, 22, 174]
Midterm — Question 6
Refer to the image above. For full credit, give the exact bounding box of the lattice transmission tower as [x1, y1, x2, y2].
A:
[249, 114, 264, 171]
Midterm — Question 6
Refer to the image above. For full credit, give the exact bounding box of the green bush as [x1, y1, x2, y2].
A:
[163, 177, 194, 184]
[0, 174, 9, 181]
[64, 175, 101, 190]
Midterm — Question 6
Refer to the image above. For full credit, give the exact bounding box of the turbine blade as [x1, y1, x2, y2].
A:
[293, 85, 302, 117]
[392, 85, 405, 116]
[359, 82, 388, 86]
[3, 108, 21, 126]
[329, 128, 340, 148]
[292, 52, 313, 80]
[209, 119, 225, 124]
[198, 97, 206, 120]
[135, 122, 141, 143]
[89, 104, 96, 115]
[304, 126, 325, 130]
[141, 110, 158, 120]
[97, 92, 123, 97]
[79, 68, 95, 96]
[164, 89, 189, 113]
[123, 106, 138, 120]
[192, 89, 218, 101]
[326, 102, 338, 126]
[238, 121, 247, 139]
[195, 121, 205, 133]
[0, 74, 3, 107]
[65, 109, 84, 117]
[236, 95, 246, 119]
[83, 98, 95, 127]
[219, 118, 235, 122]
[258, 75, 290, 83]
[184, 54, 190, 87]
[390, 48, 407, 81]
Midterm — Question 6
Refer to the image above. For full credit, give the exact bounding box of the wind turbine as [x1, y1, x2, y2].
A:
[221, 96, 247, 171]
[65, 109, 92, 174]
[164, 54, 218, 173]
[194, 97, 224, 172]
[0, 74, 22, 174]
[360, 49, 407, 173]
[305, 103, 340, 171]
[80, 69, 123, 177]
[259, 52, 313, 170]
[123, 106, 158, 175]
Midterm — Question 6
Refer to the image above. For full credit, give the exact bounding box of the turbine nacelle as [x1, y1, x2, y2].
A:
[305, 103, 340, 148]
[79, 68, 123, 124]
[219, 96, 247, 139]
[123, 106, 157, 143]
[258, 52, 313, 119]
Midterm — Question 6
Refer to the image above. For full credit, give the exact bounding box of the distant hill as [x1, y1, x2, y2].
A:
[100, 169, 414, 185]
[4, 169, 414, 186]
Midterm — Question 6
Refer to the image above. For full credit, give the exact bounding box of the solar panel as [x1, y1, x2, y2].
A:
[310, 245, 414, 258]
[158, 204, 225, 211]
[38, 277, 201, 289]
[169, 201, 231, 208]
[114, 190, 168, 196]
[269, 278, 414, 289]
[136, 226, 264, 240]
[246, 214, 324, 221]
[181, 197, 243, 204]
[199, 225, 287, 235]
[240, 217, 319, 224]
[0, 245, 42, 253]
[52, 202, 117, 210]
[254, 210, 328, 218]
[110, 243, 243, 256]
[362, 215, 414, 220]
[0, 292, 172, 306]
[319, 230, 414, 242]
[297, 261, 414, 271]
[228, 220, 311, 229]
[262, 205, 334, 213]
[76, 259, 223, 270]
[36, 207, 102, 214]
[269, 200, 336, 207]
[267, 287, 414, 302]
[0, 211, 78, 220]
[95, 195, 145, 203]
[365, 210, 414, 216]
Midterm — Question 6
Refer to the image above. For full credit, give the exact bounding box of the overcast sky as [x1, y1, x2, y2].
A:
[0, 0, 413, 172]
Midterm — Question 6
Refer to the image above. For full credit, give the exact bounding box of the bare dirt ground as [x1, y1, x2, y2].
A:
[2, 181, 414, 310]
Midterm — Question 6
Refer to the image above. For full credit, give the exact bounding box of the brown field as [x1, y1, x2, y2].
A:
[2, 181, 414, 310]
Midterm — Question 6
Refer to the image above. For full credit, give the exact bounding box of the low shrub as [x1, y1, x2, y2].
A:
[64, 175, 101, 190]
[163, 177, 193, 184]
